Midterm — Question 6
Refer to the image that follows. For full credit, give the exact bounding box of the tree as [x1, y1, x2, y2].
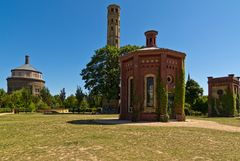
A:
[75, 86, 85, 108]
[21, 88, 32, 112]
[0, 89, 7, 108]
[185, 77, 203, 106]
[52, 95, 62, 108]
[192, 96, 208, 114]
[40, 87, 53, 107]
[64, 95, 77, 113]
[81, 45, 140, 101]
[87, 92, 102, 108]
[59, 88, 66, 104]
[80, 97, 89, 113]
[9, 90, 23, 111]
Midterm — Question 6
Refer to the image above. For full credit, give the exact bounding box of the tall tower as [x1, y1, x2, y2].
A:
[107, 4, 120, 48]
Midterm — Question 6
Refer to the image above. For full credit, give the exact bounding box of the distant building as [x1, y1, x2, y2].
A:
[208, 74, 240, 117]
[120, 30, 186, 121]
[7, 55, 45, 95]
[107, 4, 120, 48]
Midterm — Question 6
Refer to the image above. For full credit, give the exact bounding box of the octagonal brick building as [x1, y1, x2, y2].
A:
[7, 55, 45, 95]
[120, 30, 186, 121]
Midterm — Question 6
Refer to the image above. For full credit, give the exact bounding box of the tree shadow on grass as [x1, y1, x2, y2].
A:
[67, 119, 132, 125]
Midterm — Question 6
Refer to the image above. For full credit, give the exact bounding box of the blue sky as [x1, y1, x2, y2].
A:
[0, 0, 240, 96]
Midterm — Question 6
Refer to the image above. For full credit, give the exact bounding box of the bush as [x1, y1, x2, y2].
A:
[0, 108, 12, 113]
[190, 110, 202, 116]
[36, 101, 49, 110]
[192, 96, 208, 115]
[184, 103, 191, 116]
[159, 114, 169, 122]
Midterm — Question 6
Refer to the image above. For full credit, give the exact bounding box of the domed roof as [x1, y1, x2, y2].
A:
[12, 55, 41, 73]
[14, 64, 39, 72]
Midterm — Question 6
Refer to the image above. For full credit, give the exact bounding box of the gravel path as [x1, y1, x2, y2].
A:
[96, 118, 240, 133]
[0, 113, 13, 116]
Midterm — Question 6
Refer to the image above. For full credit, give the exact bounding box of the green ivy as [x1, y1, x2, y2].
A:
[156, 73, 169, 122]
[173, 61, 186, 121]
[210, 90, 238, 117]
[131, 82, 143, 122]
[220, 90, 237, 116]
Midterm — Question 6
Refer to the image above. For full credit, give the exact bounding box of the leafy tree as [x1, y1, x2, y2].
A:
[81, 45, 140, 101]
[185, 77, 203, 106]
[10, 90, 23, 111]
[40, 87, 53, 107]
[87, 92, 102, 108]
[75, 86, 85, 108]
[64, 95, 77, 113]
[192, 96, 208, 114]
[59, 88, 66, 104]
[52, 95, 62, 107]
[0, 89, 7, 108]
[21, 88, 32, 112]
[80, 97, 89, 113]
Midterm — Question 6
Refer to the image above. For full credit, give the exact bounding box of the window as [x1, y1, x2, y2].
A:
[115, 8, 118, 13]
[35, 88, 40, 93]
[111, 19, 113, 23]
[111, 26, 113, 31]
[167, 75, 174, 84]
[111, 8, 114, 12]
[146, 76, 154, 107]
[115, 39, 118, 44]
[128, 77, 134, 113]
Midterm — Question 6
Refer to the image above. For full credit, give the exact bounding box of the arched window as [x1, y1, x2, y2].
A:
[128, 77, 134, 113]
[145, 75, 155, 108]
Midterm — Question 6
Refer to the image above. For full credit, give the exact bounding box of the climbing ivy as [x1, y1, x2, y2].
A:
[211, 90, 238, 117]
[131, 82, 143, 122]
[173, 61, 186, 121]
[156, 73, 169, 122]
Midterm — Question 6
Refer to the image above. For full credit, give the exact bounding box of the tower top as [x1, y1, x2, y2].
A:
[145, 30, 158, 47]
[107, 4, 120, 9]
[107, 4, 120, 48]
[25, 55, 30, 64]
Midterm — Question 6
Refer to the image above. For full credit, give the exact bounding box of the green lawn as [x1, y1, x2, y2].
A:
[187, 116, 240, 127]
[0, 114, 240, 161]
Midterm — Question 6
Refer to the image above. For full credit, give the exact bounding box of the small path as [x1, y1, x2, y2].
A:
[96, 118, 240, 133]
[0, 113, 13, 116]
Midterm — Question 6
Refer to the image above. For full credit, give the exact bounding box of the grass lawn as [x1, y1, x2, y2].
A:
[187, 116, 240, 127]
[0, 114, 240, 161]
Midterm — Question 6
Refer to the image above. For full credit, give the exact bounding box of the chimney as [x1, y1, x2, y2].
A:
[25, 55, 30, 64]
[145, 30, 158, 47]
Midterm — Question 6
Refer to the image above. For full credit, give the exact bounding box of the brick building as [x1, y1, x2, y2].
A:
[208, 74, 240, 117]
[7, 55, 45, 95]
[120, 30, 186, 121]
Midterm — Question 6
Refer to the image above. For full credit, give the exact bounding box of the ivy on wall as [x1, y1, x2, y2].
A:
[156, 73, 169, 122]
[173, 61, 186, 121]
[131, 82, 143, 122]
[210, 90, 238, 117]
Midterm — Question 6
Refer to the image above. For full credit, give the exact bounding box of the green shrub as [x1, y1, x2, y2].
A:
[92, 107, 97, 114]
[184, 103, 191, 116]
[0, 108, 12, 113]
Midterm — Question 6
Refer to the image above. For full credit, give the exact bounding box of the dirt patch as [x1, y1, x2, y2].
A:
[95, 118, 240, 133]
[0, 113, 13, 116]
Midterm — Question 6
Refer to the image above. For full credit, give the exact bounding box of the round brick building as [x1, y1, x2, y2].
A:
[7, 55, 45, 95]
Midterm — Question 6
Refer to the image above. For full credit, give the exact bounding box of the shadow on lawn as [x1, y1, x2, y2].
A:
[67, 119, 132, 125]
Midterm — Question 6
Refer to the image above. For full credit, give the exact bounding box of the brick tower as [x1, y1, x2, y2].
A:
[107, 4, 120, 48]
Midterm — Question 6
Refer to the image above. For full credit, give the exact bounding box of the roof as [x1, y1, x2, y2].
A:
[12, 64, 41, 73]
